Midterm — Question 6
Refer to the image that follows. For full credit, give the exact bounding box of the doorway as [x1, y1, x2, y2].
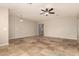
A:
[38, 24, 44, 36]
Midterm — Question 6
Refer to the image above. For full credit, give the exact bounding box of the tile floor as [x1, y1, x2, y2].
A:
[0, 36, 79, 56]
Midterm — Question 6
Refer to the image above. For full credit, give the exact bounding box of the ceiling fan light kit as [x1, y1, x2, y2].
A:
[45, 12, 49, 16]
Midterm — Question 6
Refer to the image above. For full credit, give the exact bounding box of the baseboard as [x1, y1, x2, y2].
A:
[44, 36, 77, 40]
[0, 43, 9, 47]
[9, 35, 37, 40]
[9, 35, 77, 41]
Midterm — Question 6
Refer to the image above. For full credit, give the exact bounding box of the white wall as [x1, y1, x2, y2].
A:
[9, 15, 77, 40]
[39, 16, 77, 40]
[0, 8, 9, 46]
[9, 16, 37, 39]
[78, 16, 79, 40]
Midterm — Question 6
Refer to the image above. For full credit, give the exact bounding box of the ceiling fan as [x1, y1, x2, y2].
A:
[40, 8, 55, 16]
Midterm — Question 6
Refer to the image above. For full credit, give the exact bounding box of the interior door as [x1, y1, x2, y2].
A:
[38, 24, 44, 36]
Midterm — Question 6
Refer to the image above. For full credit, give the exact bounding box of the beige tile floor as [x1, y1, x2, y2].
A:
[0, 36, 79, 56]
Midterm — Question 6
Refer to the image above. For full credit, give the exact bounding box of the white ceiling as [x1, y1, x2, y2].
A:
[0, 3, 79, 21]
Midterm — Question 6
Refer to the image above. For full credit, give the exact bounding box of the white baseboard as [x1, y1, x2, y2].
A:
[44, 36, 77, 40]
[0, 43, 9, 47]
[9, 35, 37, 40]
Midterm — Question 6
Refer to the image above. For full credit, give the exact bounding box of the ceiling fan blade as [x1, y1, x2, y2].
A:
[49, 12, 55, 14]
[49, 8, 53, 11]
[41, 9, 45, 12]
[40, 12, 45, 15]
